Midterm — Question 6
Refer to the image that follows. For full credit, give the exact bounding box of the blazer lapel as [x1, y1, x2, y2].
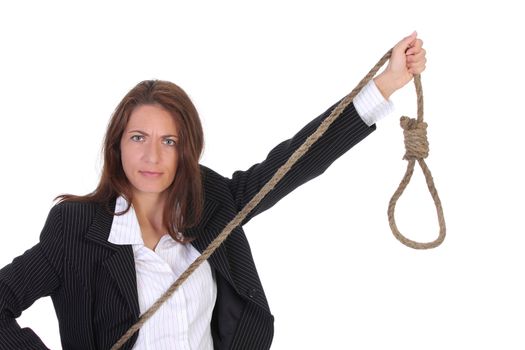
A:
[84, 198, 140, 319]
[83, 195, 237, 317]
[84, 199, 120, 251]
[103, 246, 140, 319]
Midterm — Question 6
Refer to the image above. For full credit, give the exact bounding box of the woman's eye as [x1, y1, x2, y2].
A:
[164, 139, 177, 146]
[131, 135, 144, 142]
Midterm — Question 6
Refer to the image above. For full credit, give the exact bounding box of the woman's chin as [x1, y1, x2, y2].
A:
[132, 186, 169, 196]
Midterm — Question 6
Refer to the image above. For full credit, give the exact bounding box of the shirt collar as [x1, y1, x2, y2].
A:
[108, 195, 145, 246]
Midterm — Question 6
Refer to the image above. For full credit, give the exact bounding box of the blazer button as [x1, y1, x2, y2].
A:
[247, 287, 259, 299]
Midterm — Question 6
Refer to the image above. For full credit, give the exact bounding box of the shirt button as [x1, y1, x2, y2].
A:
[247, 288, 259, 299]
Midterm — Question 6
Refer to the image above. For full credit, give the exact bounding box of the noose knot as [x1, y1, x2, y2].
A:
[400, 116, 429, 160]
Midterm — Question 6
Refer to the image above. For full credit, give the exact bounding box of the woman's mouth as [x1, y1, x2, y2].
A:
[139, 171, 163, 177]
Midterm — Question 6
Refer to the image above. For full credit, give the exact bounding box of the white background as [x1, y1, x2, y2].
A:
[1, 1, 524, 349]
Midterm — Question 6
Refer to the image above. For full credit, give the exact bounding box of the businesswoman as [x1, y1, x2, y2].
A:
[0, 32, 426, 349]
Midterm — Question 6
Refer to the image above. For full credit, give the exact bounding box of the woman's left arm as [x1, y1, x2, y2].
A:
[228, 32, 427, 224]
[227, 96, 374, 225]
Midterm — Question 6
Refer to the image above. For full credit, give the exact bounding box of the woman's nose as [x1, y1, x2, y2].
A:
[143, 140, 161, 163]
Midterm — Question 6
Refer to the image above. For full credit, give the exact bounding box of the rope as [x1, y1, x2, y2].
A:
[387, 74, 446, 249]
[111, 47, 445, 349]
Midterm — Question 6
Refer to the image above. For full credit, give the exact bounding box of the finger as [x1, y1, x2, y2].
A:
[405, 37, 421, 53]
[409, 65, 426, 75]
[408, 38, 423, 49]
[406, 51, 426, 63]
[408, 56, 427, 68]
[406, 42, 425, 55]
[408, 62, 426, 74]
[408, 61, 426, 71]
[408, 54, 426, 65]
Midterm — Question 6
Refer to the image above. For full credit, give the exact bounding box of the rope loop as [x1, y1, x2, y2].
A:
[387, 74, 446, 250]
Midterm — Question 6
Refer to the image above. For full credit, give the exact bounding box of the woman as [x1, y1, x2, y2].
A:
[0, 32, 426, 349]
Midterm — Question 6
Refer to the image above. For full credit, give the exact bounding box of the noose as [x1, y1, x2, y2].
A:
[111, 48, 445, 349]
[387, 74, 446, 249]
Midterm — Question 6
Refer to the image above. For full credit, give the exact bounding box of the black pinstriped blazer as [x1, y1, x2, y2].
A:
[0, 99, 375, 350]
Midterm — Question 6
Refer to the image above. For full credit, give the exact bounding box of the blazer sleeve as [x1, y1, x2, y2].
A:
[227, 99, 376, 225]
[0, 204, 64, 350]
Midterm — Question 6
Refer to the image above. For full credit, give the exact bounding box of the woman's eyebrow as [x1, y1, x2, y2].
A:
[127, 130, 178, 138]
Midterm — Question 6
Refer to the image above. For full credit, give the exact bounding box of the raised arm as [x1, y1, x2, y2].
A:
[227, 97, 374, 225]
[227, 31, 426, 225]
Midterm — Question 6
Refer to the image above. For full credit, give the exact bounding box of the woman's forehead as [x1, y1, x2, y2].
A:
[126, 104, 179, 132]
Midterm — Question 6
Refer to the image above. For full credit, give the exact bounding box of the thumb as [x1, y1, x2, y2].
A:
[395, 31, 417, 51]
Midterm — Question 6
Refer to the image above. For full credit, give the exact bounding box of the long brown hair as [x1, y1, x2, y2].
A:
[55, 80, 204, 242]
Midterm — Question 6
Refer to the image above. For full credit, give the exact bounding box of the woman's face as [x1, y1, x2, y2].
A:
[120, 104, 179, 199]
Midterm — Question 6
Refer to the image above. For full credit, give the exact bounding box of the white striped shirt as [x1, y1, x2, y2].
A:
[354, 79, 395, 126]
[108, 195, 217, 350]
